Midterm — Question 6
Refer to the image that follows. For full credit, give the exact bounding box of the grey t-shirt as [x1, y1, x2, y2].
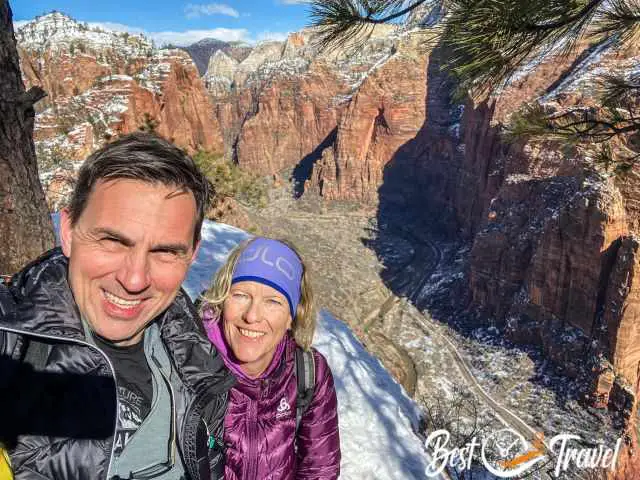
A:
[93, 334, 153, 456]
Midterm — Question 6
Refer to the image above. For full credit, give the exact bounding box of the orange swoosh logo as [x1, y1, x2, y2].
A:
[498, 432, 545, 470]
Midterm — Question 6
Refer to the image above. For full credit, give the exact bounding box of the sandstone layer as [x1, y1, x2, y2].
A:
[18, 13, 222, 175]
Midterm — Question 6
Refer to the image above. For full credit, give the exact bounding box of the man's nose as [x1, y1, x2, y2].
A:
[116, 249, 151, 294]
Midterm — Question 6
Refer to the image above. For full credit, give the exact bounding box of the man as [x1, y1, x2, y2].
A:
[0, 132, 235, 479]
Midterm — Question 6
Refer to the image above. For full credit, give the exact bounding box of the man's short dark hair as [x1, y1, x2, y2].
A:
[68, 132, 212, 246]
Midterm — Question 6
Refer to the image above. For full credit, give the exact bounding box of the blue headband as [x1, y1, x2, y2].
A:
[231, 238, 303, 319]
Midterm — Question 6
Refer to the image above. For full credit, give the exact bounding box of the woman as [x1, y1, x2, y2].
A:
[201, 237, 341, 480]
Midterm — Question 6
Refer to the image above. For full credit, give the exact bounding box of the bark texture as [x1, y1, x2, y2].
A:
[0, 0, 54, 274]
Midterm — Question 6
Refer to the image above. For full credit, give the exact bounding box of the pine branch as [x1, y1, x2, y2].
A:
[309, 0, 436, 51]
[525, 0, 604, 31]
[441, 0, 606, 96]
[592, 0, 640, 43]
[600, 73, 640, 107]
[507, 102, 640, 144]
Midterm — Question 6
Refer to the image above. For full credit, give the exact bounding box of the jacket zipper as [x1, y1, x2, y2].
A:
[181, 390, 213, 480]
[156, 358, 177, 467]
[0, 326, 119, 480]
[245, 378, 268, 480]
[245, 399, 258, 480]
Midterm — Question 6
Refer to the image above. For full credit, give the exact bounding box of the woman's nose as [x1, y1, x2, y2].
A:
[243, 299, 261, 324]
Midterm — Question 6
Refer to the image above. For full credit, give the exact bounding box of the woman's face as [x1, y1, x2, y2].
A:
[222, 280, 293, 378]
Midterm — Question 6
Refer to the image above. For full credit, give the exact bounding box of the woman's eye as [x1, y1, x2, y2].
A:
[267, 298, 283, 306]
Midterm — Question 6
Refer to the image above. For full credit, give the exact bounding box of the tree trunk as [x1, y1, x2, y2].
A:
[0, 0, 55, 274]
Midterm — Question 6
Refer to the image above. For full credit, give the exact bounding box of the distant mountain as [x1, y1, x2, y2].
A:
[16, 11, 223, 211]
[180, 38, 252, 75]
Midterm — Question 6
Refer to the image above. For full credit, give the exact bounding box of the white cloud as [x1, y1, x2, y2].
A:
[89, 21, 250, 46]
[255, 31, 290, 42]
[150, 28, 250, 46]
[87, 21, 146, 35]
[185, 3, 240, 19]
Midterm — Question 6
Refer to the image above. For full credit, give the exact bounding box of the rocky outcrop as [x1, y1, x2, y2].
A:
[18, 12, 223, 193]
[209, 24, 411, 184]
[181, 38, 251, 75]
[204, 50, 238, 96]
[312, 33, 428, 202]
[233, 63, 345, 175]
[605, 237, 640, 387]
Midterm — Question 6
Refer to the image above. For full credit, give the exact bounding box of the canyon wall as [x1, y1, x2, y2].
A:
[18, 12, 222, 163]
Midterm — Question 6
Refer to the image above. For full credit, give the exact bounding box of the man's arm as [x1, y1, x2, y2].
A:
[296, 351, 341, 480]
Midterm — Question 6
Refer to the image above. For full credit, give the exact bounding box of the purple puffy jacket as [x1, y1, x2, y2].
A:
[204, 316, 341, 480]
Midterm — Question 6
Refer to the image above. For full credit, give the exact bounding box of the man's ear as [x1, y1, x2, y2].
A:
[59, 209, 74, 257]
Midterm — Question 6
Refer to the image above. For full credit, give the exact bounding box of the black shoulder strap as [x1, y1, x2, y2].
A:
[23, 340, 50, 371]
[0, 282, 16, 317]
[0, 282, 49, 370]
[294, 346, 315, 434]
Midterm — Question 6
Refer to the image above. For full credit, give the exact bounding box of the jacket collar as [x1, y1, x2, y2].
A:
[2, 247, 235, 396]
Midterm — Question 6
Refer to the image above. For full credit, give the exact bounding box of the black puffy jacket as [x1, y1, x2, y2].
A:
[0, 248, 236, 480]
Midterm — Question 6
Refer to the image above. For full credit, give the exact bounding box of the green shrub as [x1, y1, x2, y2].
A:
[193, 151, 268, 209]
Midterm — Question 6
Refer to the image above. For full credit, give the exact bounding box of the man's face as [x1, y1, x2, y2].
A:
[60, 179, 199, 345]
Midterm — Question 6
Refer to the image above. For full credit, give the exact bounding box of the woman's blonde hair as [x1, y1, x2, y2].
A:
[201, 237, 316, 350]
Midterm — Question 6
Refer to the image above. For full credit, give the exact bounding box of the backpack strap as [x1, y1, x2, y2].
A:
[0, 281, 16, 317]
[0, 282, 49, 370]
[294, 346, 315, 434]
[22, 340, 50, 372]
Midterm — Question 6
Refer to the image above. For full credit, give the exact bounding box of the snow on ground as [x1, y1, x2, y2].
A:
[185, 220, 437, 480]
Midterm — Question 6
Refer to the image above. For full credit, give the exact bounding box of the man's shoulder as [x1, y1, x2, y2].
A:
[9, 248, 68, 295]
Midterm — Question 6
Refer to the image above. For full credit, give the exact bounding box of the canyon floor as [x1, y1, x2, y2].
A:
[244, 176, 624, 479]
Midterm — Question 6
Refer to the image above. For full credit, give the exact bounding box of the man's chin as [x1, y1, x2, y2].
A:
[90, 321, 148, 346]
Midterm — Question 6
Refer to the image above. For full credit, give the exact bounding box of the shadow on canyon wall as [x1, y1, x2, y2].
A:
[361, 41, 600, 414]
[291, 127, 337, 198]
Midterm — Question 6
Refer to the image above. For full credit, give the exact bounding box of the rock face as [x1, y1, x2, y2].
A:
[180, 38, 251, 75]
[296, 23, 640, 462]
[204, 50, 238, 96]
[461, 44, 640, 420]
[312, 34, 428, 202]
[18, 12, 223, 196]
[207, 24, 420, 188]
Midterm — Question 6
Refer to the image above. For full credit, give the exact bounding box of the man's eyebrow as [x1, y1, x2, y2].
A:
[92, 229, 190, 255]
[92, 228, 134, 247]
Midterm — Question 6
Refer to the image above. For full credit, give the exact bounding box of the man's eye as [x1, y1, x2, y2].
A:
[155, 249, 177, 256]
[267, 298, 283, 306]
[153, 249, 180, 261]
[101, 236, 121, 244]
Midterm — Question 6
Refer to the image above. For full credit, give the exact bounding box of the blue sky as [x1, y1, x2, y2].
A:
[12, 0, 312, 45]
